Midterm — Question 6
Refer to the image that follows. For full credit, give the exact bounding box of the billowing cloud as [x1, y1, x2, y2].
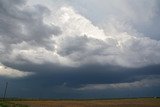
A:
[2, 4, 160, 68]
[0, 0, 60, 63]
[0, 63, 33, 78]
[44, 6, 160, 68]
[66, 0, 160, 39]
[0, 0, 160, 72]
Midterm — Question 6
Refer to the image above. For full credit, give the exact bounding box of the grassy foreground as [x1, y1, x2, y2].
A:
[7, 98, 160, 107]
[0, 101, 28, 107]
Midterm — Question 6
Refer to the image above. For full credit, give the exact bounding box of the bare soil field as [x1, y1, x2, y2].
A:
[11, 98, 160, 107]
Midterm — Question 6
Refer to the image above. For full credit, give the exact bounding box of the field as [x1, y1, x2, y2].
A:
[3, 98, 159, 107]
[0, 101, 28, 107]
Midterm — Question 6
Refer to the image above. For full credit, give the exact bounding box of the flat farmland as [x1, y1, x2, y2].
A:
[11, 98, 160, 107]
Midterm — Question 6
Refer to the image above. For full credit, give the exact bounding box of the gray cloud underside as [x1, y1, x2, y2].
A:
[78, 76, 160, 91]
[1, 64, 160, 98]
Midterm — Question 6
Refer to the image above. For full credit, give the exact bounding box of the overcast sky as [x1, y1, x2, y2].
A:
[0, 0, 160, 99]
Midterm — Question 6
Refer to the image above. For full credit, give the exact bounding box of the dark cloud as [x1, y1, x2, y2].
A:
[0, 0, 61, 51]
[0, 63, 160, 98]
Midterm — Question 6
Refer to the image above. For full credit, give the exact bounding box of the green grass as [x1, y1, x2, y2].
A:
[0, 101, 28, 107]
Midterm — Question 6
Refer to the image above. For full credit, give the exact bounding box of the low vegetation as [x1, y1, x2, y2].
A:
[0, 101, 28, 107]
[9, 98, 160, 107]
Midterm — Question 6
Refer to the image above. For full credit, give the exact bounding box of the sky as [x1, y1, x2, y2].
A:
[0, 0, 160, 99]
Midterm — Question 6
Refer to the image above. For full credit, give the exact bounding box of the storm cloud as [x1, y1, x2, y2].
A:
[0, 0, 160, 98]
